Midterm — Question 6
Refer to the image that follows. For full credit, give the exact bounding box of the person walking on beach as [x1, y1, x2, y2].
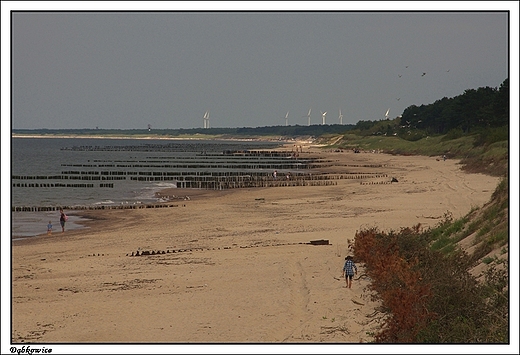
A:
[59, 209, 67, 233]
[47, 221, 53, 235]
[342, 255, 358, 288]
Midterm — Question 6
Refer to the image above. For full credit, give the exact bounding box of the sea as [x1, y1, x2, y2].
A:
[10, 137, 288, 239]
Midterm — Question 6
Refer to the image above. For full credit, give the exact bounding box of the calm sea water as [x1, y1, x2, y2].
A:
[11, 137, 284, 238]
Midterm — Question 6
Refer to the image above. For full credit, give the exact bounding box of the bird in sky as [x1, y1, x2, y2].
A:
[398, 74, 402, 78]
[421, 72, 426, 76]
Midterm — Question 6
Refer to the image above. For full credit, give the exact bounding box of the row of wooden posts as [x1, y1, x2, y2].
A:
[12, 172, 387, 187]
[12, 203, 181, 212]
[12, 183, 115, 188]
[127, 240, 330, 257]
[59, 148, 296, 156]
[12, 170, 390, 212]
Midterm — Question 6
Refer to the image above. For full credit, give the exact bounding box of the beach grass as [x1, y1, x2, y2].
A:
[320, 130, 508, 177]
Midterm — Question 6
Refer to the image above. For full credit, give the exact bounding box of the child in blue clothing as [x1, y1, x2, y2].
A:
[342, 255, 358, 288]
[47, 221, 53, 235]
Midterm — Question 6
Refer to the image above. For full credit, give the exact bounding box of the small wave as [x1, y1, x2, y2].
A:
[93, 200, 115, 205]
[150, 182, 178, 189]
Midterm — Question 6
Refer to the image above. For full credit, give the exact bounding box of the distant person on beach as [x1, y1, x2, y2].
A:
[47, 221, 53, 235]
[443, 154, 447, 161]
[59, 209, 67, 232]
[273, 170, 277, 180]
[342, 255, 358, 288]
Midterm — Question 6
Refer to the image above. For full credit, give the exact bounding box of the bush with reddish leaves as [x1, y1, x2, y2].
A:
[354, 224, 508, 343]
[354, 225, 435, 342]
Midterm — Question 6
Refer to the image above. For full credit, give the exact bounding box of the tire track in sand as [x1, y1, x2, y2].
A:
[444, 170, 480, 215]
[266, 258, 311, 342]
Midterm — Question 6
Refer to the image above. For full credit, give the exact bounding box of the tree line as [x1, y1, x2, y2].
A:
[12, 124, 354, 138]
[355, 78, 509, 137]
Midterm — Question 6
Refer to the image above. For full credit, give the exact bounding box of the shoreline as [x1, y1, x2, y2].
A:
[10, 187, 251, 243]
[10, 148, 502, 343]
[10, 137, 309, 239]
[11, 145, 498, 246]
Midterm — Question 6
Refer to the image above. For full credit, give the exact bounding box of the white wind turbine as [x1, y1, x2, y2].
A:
[338, 109, 343, 124]
[203, 110, 210, 128]
[283, 111, 289, 126]
[321, 111, 327, 125]
[303, 108, 312, 126]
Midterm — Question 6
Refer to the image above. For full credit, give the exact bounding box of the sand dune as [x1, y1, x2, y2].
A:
[11, 146, 500, 348]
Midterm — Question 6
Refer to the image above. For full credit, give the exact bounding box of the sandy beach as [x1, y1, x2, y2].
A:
[10, 145, 501, 346]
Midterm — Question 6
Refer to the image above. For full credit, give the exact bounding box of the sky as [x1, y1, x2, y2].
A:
[4, 2, 515, 131]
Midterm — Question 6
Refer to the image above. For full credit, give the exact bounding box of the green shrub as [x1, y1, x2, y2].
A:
[473, 126, 508, 147]
[430, 236, 452, 251]
[441, 128, 465, 141]
[482, 256, 494, 264]
[487, 230, 508, 246]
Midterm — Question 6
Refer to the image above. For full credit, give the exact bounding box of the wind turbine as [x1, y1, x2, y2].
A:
[338, 109, 343, 124]
[303, 108, 312, 126]
[321, 111, 327, 125]
[203, 111, 210, 129]
[384, 108, 390, 120]
[283, 111, 289, 126]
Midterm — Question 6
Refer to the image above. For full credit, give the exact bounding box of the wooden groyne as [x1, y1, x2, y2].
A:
[172, 173, 388, 189]
[60, 161, 315, 170]
[12, 203, 180, 212]
[13, 183, 97, 188]
[11, 172, 392, 212]
[12, 183, 114, 188]
[126, 239, 331, 257]
[12, 172, 388, 189]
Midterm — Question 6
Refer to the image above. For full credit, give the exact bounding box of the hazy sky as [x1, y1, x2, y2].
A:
[7, 3, 513, 130]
